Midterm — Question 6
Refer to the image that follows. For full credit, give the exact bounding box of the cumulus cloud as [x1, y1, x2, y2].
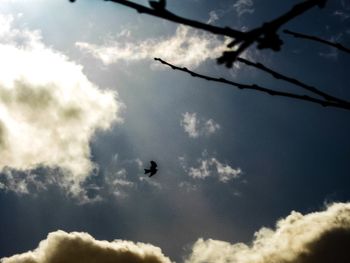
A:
[3, 203, 350, 263]
[76, 25, 229, 68]
[0, 14, 123, 197]
[180, 152, 242, 183]
[233, 0, 255, 16]
[1, 230, 172, 263]
[186, 202, 350, 263]
[180, 112, 220, 138]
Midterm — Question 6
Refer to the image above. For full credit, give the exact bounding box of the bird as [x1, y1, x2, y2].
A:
[149, 0, 166, 10]
[144, 161, 158, 177]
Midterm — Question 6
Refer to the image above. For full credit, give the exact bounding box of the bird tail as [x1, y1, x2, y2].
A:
[144, 169, 151, 174]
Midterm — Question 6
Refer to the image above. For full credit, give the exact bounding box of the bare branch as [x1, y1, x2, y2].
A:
[215, 0, 328, 66]
[70, 0, 350, 112]
[283, 29, 350, 54]
[236, 57, 350, 106]
[106, 0, 245, 39]
[154, 57, 350, 111]
[103, 0, 327, 67]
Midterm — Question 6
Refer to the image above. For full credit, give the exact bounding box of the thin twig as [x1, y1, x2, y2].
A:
[284, 29, 350, 54]
[154, 58, 350, 111]
[236, 57, 350, 106]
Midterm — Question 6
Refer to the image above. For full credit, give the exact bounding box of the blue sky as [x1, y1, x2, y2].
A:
[0, 1, 349, 263]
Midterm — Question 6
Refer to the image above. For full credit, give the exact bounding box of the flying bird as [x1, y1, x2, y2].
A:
[149, 0, 166, 10]
[144, 160, 158, 177]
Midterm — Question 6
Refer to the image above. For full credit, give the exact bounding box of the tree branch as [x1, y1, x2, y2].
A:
[283, 29, 350, 54]
[103, 0, 327, 67]
[106, 0, 245, 39]
[236, 57, 350, 106]
[210, 0, 328, 66]
[154, 57, 350, 111]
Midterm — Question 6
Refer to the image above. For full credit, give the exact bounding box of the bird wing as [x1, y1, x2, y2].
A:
[150, 161, 157, 169]
[149, 169, 157, 177]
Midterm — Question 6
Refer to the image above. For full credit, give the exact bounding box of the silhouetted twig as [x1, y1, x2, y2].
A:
[154, 58, 350, 111]
[103, 0, 327, 67]
[236, 57, 350, 106]
[284, 29, 350, 54]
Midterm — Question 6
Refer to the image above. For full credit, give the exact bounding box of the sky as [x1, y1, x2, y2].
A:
[0, 0, 350, 263]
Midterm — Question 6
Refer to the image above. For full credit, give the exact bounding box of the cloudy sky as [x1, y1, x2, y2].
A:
[0, 0, 350, 262]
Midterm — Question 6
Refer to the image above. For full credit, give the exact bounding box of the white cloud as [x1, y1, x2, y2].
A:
[106, 168, 135, 198]
[188, 158, 241, 183]
[189, 159, 211, 179]
[181, 152, 242, 183]
[0, 168, 62, 195]
[211, 159, 242, 183]
[181, 112, 199, 138]
[76, 25, 229, 68]
[0, 14, 124, 198]
[178, 181, 198, 192]
[318, 33, 343, 60]
[180, 112, 220, 138]
[1, 230, 172, 263]
[186, 202, 350, 263]
[233, 0, 255, 16]
[3, 203, 350, 263]
[333, 10, 350, 20]
[207, 11, 219, 24]
[94, 156, 161, 200]
[205, 119, 221, 135]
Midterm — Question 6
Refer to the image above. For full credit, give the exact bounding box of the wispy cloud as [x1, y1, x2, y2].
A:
[233, 0, 255, 17]
[333, 10, 350, 20]
[102, 155, 158, 199]
[340, 0, 350, 10]
[0, 14, 123, 199]
[85, 155, 161, 201]
[180, 152, 242, 183]
[188, 158, 242, 183]
[207, 10, 220, 24]
[76, 25, 229, 68]
[319, 33, 344, 60]
[105, 168, 135, 198]
[180, 112, 220, 138]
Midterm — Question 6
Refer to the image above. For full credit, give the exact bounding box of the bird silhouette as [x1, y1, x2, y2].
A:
[144, 161, 158, 177]
[149, 0, 166, 10]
